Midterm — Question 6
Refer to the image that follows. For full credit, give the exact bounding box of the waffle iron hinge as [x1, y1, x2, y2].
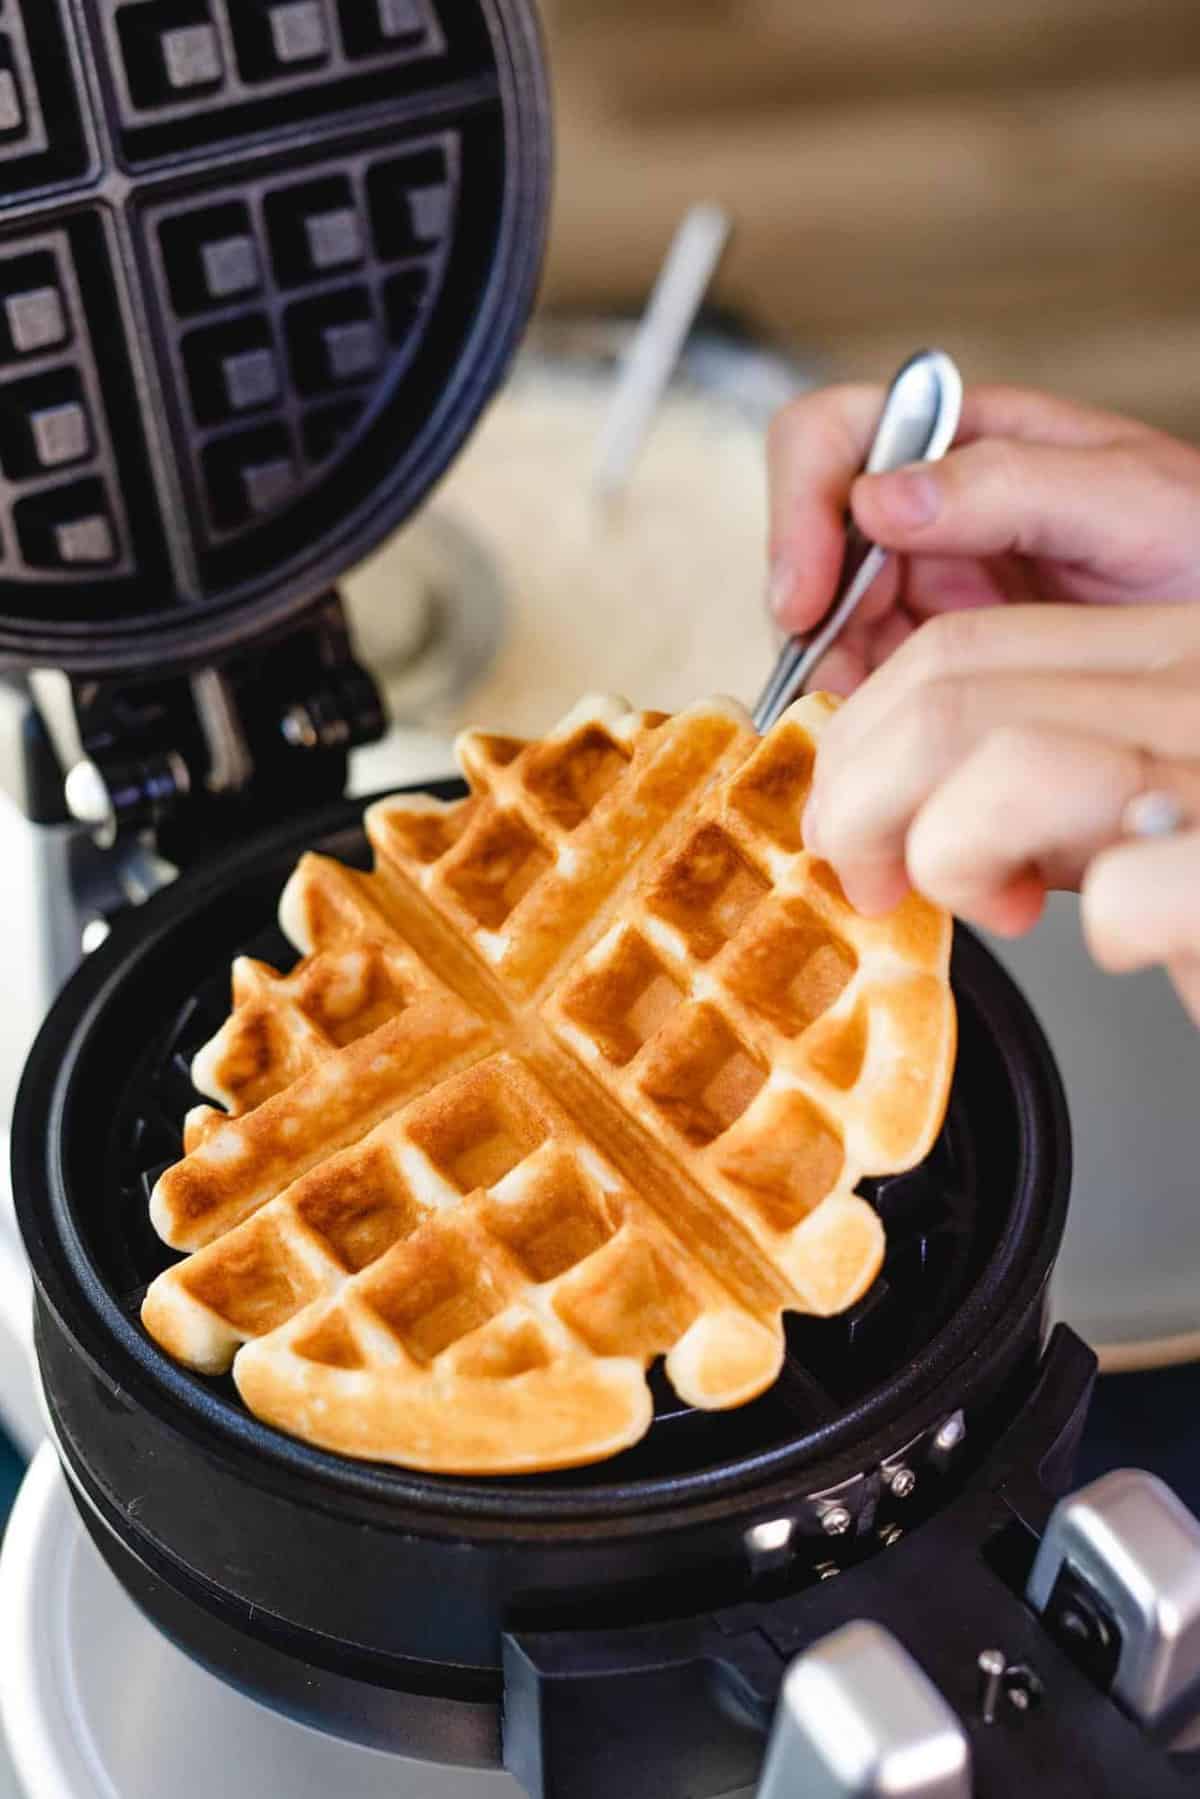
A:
[53, 593, 386, 868]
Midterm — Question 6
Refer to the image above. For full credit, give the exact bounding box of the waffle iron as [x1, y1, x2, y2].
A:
[8, 6, 1200, 1798]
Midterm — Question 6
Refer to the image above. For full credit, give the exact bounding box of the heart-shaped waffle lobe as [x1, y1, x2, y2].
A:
[143, 694, 955, 1474]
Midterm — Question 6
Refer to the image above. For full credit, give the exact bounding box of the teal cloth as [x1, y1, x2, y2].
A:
[0, 1428, 23, 1537]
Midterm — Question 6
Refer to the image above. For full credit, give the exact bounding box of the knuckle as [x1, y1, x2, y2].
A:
[980, 722, 1050, 774]
[812, 720, 850, 786]
[1143, 686, 1200, 760]
[879, 678, 970, 793]
[911, 675, 970, 755]
[766, 401, 801, 459]
[814, 792, 855, 861]
[768, 384, 874, 457]
[1104, 438, 1200, 546]
[970, 436, 1022, 496]
[767, 389, 830, 451]
[1107, 433, 1176, 487]
[1106, 439, 1155, 485]
[905, 814, 951, 892]
[907, 610, 985, 682]
[1105, 440, 1183, 523]
[1079, 858, 1126, 969]
[1161, 439, 1200, 502]
[816, 781, 882, 868]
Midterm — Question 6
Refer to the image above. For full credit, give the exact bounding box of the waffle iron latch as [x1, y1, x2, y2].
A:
[756, 1620, 971, 1798]
[1026, 1468, 1200, 1740]
[55, 593, 385, 863]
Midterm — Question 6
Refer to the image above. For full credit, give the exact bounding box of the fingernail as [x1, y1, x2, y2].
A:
[767, 555, 795, 625]
[871, 465, 942, 529]
[843, 880, 904, 918]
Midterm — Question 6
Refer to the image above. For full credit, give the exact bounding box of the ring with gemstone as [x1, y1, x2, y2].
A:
[1122, 789, 1189, 840]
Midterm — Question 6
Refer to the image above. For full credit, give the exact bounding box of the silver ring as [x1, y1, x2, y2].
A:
[1122, 789, 1188, 840]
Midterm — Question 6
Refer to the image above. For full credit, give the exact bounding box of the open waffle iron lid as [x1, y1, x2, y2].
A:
[0, 0, 549, 673]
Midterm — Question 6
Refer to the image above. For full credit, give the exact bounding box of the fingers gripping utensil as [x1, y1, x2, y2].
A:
[752, 348, 964, 733]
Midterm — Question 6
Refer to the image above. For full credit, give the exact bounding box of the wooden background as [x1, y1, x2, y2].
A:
[536, 0, 1200, 440]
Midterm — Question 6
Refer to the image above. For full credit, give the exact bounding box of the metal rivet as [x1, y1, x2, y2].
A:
[935, 1414, 965, 1454]
[746, 1518, 793, 1558]
[282, 704, 319, 749]
[1004, 1664, 1043, 1716]
[821, 1505, 852, 1538]
[65, 758, 117, 848]
[888, 1467, 916, 1500]
[65, 758, 113, 827]
[81, 917, 110, 955]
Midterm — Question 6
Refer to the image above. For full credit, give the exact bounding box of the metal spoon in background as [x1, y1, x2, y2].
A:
[752, 348, 964, 732]
[592, 203, 733, 503]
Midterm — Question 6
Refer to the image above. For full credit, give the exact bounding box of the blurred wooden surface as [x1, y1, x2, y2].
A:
[537, 0, 1200, 440]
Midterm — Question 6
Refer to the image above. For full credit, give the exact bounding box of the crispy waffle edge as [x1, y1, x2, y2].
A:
[141, 693, 956, 1474]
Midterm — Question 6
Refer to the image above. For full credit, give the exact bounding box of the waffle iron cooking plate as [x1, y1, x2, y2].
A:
[0, 0, 548, 671]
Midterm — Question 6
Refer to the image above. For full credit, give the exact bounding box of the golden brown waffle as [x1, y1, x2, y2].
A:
[143, 694, 955, 1474]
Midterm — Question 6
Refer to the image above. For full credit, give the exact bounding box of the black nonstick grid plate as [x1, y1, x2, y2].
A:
[0, 0, 548, 669]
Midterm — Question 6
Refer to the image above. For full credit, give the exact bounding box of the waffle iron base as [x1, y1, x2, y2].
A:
[15, 787, 1074, 1791]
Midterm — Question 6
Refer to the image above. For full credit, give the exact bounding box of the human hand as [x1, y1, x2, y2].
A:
[799, 602, 1200, 1026]
[767, 383, 1200, 693]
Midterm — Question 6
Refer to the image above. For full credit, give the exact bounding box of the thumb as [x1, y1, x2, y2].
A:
[851, 437, 1177, 578]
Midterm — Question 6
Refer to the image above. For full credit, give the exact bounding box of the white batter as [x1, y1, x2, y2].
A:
[346, 366, 779, 739]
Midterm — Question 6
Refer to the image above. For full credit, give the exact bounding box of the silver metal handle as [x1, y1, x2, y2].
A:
[593, 203, 733, 501]
[1027, 1468, 1200, 1734]
[753, 348, 964, 733]
[756, 1620, 972, 1798]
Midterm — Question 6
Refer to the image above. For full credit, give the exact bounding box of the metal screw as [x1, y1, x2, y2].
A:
[935, 1414, 965, 1454]
[64, 757, 112, 826]
[888, 1466, 916, 1500]
[64, 758, 117, 847]
[878, 1523, 905, 1548]
[81, 917, 110, 955]
[814, 1560, 840, 1582]
[282, 704, 320, 750]
[978, 1648, 1006, 1724]
[65, 750, 189, 846]
[1004, 1664, 1044, 1716]
[282, 677, 381, 754]
[745, 1518, 794, 1565]
[821, 1505, 853, 1537]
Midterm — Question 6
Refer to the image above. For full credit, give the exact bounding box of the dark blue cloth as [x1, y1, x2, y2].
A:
[0, 1426, 23, 1537]
[1075, 1366, 1200, 1512]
